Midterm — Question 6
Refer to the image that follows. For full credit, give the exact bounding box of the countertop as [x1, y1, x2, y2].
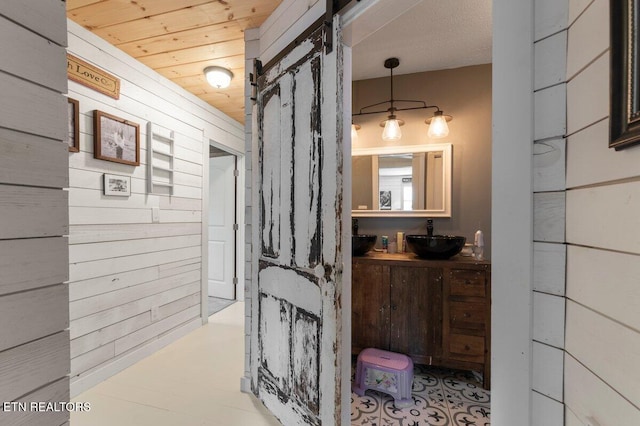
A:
[352, 251, 491, 268]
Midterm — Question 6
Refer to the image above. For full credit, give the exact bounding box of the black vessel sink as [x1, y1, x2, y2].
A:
[406, 235, 466, 259]
[352, 235, 377, 256]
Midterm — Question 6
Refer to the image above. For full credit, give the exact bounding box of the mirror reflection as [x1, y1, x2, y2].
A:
[352, 144, 451, 217]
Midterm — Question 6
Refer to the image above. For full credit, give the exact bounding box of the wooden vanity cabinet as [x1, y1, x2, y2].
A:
[352, 262, 390, 351]
[442, 267, 491, 388]
[388, 266, 442, 364]
[352, 253, 491, 389]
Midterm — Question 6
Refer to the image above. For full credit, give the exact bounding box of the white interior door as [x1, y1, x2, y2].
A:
[208, 154, 236, 299]
[250, 17, 345, 425]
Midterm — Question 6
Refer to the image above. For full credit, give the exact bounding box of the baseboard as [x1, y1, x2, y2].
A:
[70, 318, 201, 398]
[240, 375, 252, 394]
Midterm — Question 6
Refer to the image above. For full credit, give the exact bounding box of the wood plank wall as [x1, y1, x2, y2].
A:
[0, 1, 70, 425]
[66, 19, 244, 396]
[564, 0, 640, 423]
[531, 2, 568, 424]
[533, 0, 640, 424]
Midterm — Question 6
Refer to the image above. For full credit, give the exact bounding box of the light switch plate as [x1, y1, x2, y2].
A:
[152, 207, 160, 223]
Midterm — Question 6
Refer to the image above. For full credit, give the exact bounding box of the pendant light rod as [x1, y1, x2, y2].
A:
[351, 57, 447, 117]
[388, 57, 396, 115]
[354, 102, 444, 116]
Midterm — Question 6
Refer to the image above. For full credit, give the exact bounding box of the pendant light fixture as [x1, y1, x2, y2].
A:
[352, 58, 452, 141]
[351, 124, 361, 144]
[426, 111, 451, 138]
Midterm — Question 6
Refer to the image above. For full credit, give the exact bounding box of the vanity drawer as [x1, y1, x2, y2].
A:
[449, 269, 486, 297]
[448, 334, 485, 362]
[449, 301, 485, 330]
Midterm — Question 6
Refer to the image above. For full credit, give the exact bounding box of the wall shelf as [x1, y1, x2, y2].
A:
[147, 122, 175, 195]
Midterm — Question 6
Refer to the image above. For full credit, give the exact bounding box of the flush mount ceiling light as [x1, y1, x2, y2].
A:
[352, 57, 452, 141]
[204, 66, 233, 89]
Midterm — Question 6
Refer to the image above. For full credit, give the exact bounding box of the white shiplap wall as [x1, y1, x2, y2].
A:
[0, 1, 70, 425]
[531, 0, 569, 424]
[66, 20, 244, 396]
[533, 0, 640, 424]
[564, 0, 640, 423]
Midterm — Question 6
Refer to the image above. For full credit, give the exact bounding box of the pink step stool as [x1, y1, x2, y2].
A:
[352, 348, 414, 408]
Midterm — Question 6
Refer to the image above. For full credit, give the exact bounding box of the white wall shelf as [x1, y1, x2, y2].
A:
[147, 122, 175, 195]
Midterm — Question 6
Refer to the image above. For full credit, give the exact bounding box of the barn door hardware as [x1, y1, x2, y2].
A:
[324, 0, 336, 53]
[250, 59, 263, 102]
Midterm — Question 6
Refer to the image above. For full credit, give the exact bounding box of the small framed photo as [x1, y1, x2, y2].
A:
[380, 190, 392, 210]
[68, 98, 80, 152]
[94, 110, 140, 166]
[103, 173, 131, 197]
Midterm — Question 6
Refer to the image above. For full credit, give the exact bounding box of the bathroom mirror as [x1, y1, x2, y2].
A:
[352, 143, 452, 217]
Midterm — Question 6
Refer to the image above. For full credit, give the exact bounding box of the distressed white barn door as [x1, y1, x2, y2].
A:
[251, 18, 344, 426]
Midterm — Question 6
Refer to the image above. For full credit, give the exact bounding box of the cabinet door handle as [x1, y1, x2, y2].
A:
[391, 305, 397, 310]
[463, 312, 471, 318]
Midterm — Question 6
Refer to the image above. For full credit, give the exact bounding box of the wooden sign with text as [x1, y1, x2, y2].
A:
[67, 54, 120, 99]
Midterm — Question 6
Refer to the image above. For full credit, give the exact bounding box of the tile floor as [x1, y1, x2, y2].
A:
[71, 302, 490, 425]
[351, 365, 490, 425]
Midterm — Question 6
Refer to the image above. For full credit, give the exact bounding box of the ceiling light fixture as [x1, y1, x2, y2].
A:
[352, 57, 452, 141]
[204, 66, 233, 89]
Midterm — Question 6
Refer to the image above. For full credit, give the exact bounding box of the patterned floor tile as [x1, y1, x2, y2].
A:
[351, 365, 491, 426]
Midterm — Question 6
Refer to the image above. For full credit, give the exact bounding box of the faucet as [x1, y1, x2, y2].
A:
[352, 218, 359, 236]
[426, 219, 434, 237]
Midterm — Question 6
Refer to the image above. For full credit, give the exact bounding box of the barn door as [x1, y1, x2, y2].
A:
[250, 17, 344, 426]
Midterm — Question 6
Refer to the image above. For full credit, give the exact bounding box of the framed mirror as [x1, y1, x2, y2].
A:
[610, 0, 640, 149]
[352, 143, 452, 217]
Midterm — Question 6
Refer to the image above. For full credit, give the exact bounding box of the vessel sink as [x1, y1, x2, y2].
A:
[352, 235, 377, 256]
[406, 235, 466, 259]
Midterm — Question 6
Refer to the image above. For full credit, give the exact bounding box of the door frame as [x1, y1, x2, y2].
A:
[342, 1, 535, 421]
[201, 139, 245, 323]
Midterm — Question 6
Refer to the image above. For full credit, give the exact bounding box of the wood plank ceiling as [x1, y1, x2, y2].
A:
[66, 0, 283, 124]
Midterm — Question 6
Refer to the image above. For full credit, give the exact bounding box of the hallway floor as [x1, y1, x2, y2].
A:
[71, 302, 280, 426]
[208, 296, 235, 316]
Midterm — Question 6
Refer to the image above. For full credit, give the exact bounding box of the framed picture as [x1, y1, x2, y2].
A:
[610, 0, 640, 149]
[67, 98, 80, 152]
[94, 110, 140, 165]
[103, 173, 131, 196]
[380, 190, 392, 210]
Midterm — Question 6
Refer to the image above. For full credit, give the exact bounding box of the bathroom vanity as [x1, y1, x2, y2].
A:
[352, 252, 491, 389]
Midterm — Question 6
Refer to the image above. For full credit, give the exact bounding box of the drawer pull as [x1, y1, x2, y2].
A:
[463, 312, 471, 318]
[465, 280, 472, 285]
[464, 345, 471, 351]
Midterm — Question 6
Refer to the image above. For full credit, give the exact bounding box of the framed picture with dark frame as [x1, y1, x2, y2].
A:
[94, 110, 140, 166]
[610, 0, 640, 150]
[380, 190, 392, 210]
[103, 173, 131, 197]
[67, 98, 80, 152]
